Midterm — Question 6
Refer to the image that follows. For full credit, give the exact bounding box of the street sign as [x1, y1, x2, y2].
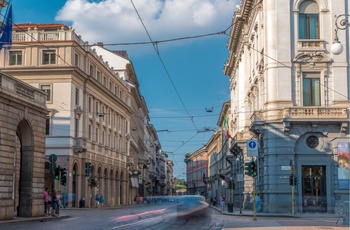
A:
[49, 154, 57, 163]
[247, 140, 258, 157]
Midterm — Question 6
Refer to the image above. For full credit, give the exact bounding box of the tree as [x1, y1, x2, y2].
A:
[185, 153, 191, 159]
[174, 178, 186, 191]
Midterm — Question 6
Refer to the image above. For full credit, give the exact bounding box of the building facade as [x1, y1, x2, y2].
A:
[0, 23, 159, 208]
[224, 0, 349, 213]
[0, 72, 47, 220]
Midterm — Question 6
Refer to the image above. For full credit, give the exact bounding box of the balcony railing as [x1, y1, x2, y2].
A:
[283, 107, 348, 119]
[297, 40, 325, 52]
[73, 137, 87, 153]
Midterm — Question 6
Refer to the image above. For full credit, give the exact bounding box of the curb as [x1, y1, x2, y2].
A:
[0, 214, 71, 225]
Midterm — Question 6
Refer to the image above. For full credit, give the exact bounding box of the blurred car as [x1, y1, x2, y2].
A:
[176, 195, 209, 217]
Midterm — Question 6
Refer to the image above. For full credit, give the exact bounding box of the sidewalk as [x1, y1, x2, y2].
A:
[0, 205, 134, 225]
[0, 213, 71, 225]
[210, 204, 340, 220]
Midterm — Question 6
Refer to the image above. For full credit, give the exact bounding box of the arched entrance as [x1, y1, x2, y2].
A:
[16, 120, 34, 217]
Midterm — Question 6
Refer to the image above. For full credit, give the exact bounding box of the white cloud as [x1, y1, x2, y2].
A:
[56, 0, 238, 45]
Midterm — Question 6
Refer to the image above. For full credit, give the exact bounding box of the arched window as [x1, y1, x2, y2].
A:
[299, 1, 319, 39]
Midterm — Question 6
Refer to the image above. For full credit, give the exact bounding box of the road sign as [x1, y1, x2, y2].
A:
[49, 154, 57, 163]
[247, 140, 258, 157]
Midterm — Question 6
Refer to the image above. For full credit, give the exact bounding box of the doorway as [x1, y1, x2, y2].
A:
[302, 166, 327, 212]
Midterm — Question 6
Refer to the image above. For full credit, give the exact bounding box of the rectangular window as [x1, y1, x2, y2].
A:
[97, 70, 101, 82]
[102, 130, 105, 145]
[303, 73, 320, 106]
[88, 97, 92, 113]
[75, 88, 79, 105]
[42, 50, 56, 64]
[299, 14, 319, 39]
[88, 125, 92, 140]
[75, 53, 79, 67]
[9, 51, 22, 65]
[90, 65, 94, 77]
[96, 101, 99, 114]
[40, 85, 52, 102]
[95, 127, 99, 143]
[75, 118, 79, 137]
[45, 116, 50, 135]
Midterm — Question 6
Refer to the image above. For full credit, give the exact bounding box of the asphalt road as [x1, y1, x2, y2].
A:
[0, 204, 348, 230]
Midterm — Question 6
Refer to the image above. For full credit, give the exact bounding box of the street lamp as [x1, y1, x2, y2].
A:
[331, 14, 349, 55]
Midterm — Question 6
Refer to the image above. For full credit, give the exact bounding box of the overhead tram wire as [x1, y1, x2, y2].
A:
[94, 27, 232, 47]
[129, 0, 200, 132]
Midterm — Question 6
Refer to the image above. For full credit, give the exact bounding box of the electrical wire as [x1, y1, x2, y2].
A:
[130, 0, 199, 133]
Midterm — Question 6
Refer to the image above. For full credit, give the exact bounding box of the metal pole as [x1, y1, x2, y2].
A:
[240, 156, 242, 214]
[253, 180, 257, 220]
[292, 185, 295, 214]
[291, 161, 295, 215]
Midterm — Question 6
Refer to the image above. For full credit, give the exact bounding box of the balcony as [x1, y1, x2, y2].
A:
[283, 107, 348, 119]
[73, 137, 87, 153]
[250, 107, 349, 135]
[297, 39, 325, 52]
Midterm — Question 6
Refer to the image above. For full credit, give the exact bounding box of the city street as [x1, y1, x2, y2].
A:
[0, 204, 348, 230]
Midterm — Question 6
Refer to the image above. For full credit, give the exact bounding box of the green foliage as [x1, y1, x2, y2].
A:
[174, 178, 186, 190]
[184, 153, 191, 159]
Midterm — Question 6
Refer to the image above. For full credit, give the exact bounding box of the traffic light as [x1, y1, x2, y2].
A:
[251, 161, 257, 177]
[85, 162, 91, 177]
[289, 175, 294, 186]
[60, 168, 67, 186]
[244, 162, 252, 176]
[89, 178, 98, 187]
[294, 176, 299, 185]
[55, 165, 60, 180]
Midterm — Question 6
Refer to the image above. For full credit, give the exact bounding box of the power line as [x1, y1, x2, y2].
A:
[130, 0, 199, 132]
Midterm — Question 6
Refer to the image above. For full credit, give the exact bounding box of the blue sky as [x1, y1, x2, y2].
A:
[10, 0, 239, 179]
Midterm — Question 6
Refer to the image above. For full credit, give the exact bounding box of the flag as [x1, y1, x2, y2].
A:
[0, 4, 12, 50]
[223, 116, 232, 139]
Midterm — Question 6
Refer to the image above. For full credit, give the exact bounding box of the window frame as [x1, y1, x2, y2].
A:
[42, 50, 56, 65]
[9, 51, 23, 65]
[298, 1, 320, 39]
[302, 72, 321, 106]
[40, 84, 52, 103]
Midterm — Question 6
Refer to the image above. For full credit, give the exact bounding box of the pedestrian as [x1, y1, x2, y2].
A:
[43, 188, 49, 216]
[220, 194, 226, 213]
[95, 193, 100, 208]
[213, 197, 217, 206]
[99, 194, 105, 207]
[51, 190, 58, 216]
[47, 194, 52, 215]
[56, 191, 61, 215]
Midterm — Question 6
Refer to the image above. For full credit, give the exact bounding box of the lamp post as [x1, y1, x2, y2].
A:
[331, 14, 349, 55]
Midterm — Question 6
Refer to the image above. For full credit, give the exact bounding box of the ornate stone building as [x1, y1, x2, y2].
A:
[224, 0, 349, 213]
[0, 72, 47, 220]
[0, 23, 158, 208]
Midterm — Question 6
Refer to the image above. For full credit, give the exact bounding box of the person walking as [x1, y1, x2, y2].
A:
[56, 191, 61, 215]
[95, 193, 100, 208]
[43, 188, 49, 216]
[99, 194, 105, 207]
[220, 194, 226, 214]
[51, 190, 58, 216]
